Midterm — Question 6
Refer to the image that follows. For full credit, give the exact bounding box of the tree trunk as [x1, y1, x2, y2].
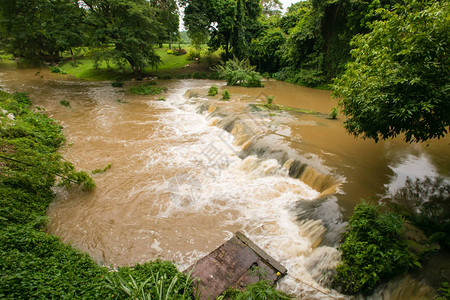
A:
[70, 48, 77, 65]
[169, 34, 172, 49]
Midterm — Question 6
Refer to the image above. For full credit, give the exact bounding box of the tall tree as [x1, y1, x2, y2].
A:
[150, 0, 180, 49]
[182, 0, 261, 59]
[334, 0, 449, 142]
[0, 0, 84, 62]
[83, 0, 162, 79]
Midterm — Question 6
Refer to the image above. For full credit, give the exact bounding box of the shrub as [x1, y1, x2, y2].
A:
[208, 85, 218, 96]
[436, 281, 450, 300]
[330, 107, 338, 119]
[214, 58, 263, 87]
[273, 66, 325, 87]
[173, 48, 187, 56]
[59, 99, 70, 107]
[166, 49, 173, 54]
[333, 201, 418, 294]
[106, 260, 198, 300]
[267, 95, 274, 105]
[222, 90, 230, 100]
[49, 66, 67, 74]
[186, 50, 200, 61]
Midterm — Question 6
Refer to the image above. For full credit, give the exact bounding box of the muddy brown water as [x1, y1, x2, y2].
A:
[0, 65, 448, 299]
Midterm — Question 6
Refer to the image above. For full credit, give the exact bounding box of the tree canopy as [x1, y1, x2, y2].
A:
[182, 0, 261, 59]
[333, 0, 449, 143]
[0, 0, 84, 61]
[83, 0, 162, 79]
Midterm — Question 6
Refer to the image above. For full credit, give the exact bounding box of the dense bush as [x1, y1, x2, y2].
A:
[214, 58, 263, 87]
[333, 201, 418, 294]
[173, 48, 187, 56]
[0, 226, 112, 299]
[186, 50, 201, 61]
[208, 85, 218, 96]
[106, 260, 197, 299]
[59, 99, 70, 107]
[221, 90, 230, 101]
[49, 66, 67, 74]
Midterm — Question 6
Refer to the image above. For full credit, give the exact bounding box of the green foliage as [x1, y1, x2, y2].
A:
[0, 225, 113, 299]
[333, 0, 450, 143]
[333, 201, 418, 295]
[214, 58, 263, 87]
[182, 0, 260, 59]
[391, 177, 450, 250]
[152, 0, 180, 50]
[92, 163, 112, 174]
[50, 66, 67, 74]
[219, 280, 291, 299]
[157, 96, 166, 101]
[59, 99, 70, 107]
[0, 0, 85, 62]
[0, 91, 95, 228]
[167, 49, 174, 55]
[186, 50, 201, 61]
[106, 260, 198, 300]
[273, 65, 325, 88]
[208, 85, 218, 96]
[130, 84, 167, 95]
[436, 281, 450, 300]
[222, 90, 230, 100]
[192, 71, 207, 79]
[0, 90, 111, 299]
[266, 95, 274, 105]
[85, 0, 163, 80]
[249, 27, 285, 73]
[157, 74, 173, 80]
[173, 48, 187, 56]
[329, 107, 338, 119]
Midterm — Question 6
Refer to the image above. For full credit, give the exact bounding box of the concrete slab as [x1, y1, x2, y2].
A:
[185, 232, 287, 300]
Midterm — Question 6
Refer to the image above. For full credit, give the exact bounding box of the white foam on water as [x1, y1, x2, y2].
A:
[141, 82, 344, 298]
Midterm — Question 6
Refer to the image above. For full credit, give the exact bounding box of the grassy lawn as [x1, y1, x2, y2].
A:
[0, 52, 18, 67]
[55, 45, 219, 81]
[154, 46, 191, 71]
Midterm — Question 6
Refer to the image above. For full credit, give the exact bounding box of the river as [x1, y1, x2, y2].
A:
[0, 64, 448, 299]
